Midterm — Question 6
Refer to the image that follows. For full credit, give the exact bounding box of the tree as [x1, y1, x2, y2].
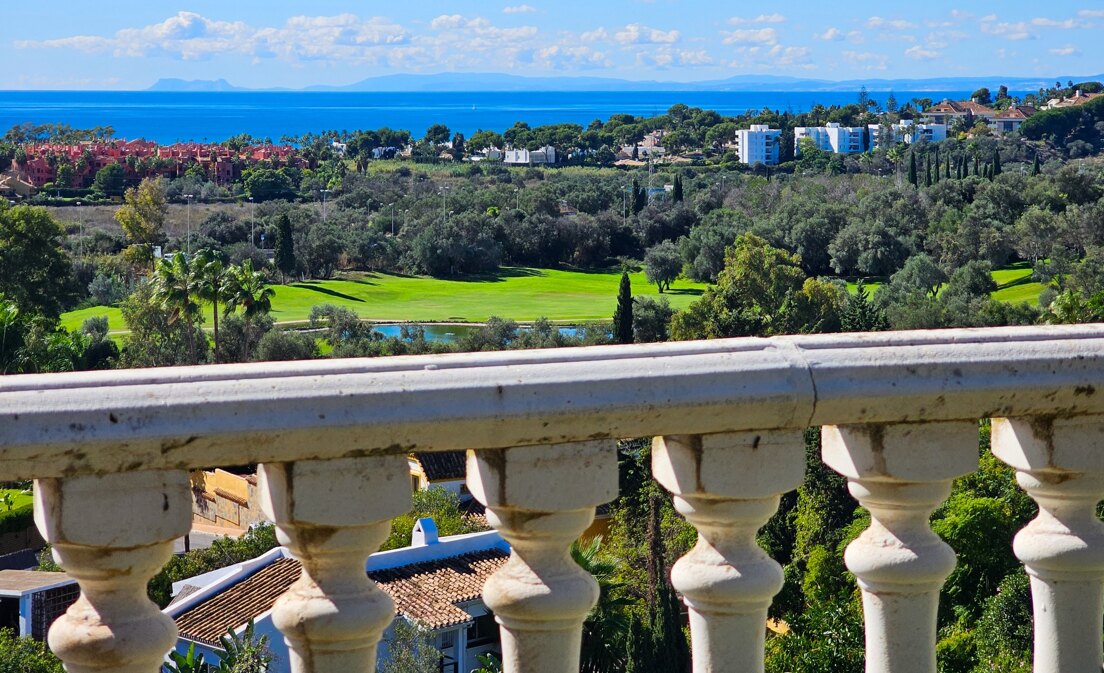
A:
[1032, 154, 1041, 176]
[971, 87, 993, 106]
[191, 250, 235, 361]
[243, 168, 296, 201]
[908, 152, 918, 187]
[423, 123, 451, 145]
[115, 177, 167, 269]
[254, 329, 318, 362]
[644, 241, 681, 292]
[92, 163, 125, 197]
[273, 214, 296, 279]
[224, 259, 275, 360]
[380, 619, 442, 673]
[214, 620, 272, 673]
[992, 149, 1002, 177]
[841, 282, 888, 332]
[632, 296, 674, 343]
[574, 537, 632, 673]
[612, 271, 633, 344]
[0, 205, 73, 318]
[150, 253, 203, 364]
[0, 628, 63, 673]
[672, 175, 684, 203]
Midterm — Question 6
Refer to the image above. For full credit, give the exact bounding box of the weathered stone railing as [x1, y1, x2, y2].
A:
[5, 325, 1104, 673]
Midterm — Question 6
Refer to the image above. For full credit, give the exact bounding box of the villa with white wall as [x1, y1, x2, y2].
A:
[164, 522, 509, 673]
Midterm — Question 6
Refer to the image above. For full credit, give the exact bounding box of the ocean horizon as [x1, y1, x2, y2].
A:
[0, 89, 985, 144]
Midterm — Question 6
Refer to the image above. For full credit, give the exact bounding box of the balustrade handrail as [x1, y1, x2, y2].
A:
[3, 324, 1104, 481]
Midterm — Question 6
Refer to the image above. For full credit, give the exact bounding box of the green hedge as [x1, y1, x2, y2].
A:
[0, 503, 35, 536]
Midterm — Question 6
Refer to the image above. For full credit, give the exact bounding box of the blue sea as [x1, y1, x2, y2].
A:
[0, 90, 978, 144]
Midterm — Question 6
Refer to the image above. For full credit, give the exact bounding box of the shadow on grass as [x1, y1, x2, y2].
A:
[997, 273, 1038, 290]
[438, 267, 549, 283]
[292, 283, 366, 302]
[662, 287, 705, 296]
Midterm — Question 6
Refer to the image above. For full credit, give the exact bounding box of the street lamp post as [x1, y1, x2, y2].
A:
[320, 189, 332, 222]
[183, 194, 195, 255]
[389, 203, 395, 236]
[249, 196, 255, 250]
[403, 209, 408, 231]
[76, 201, 83, 258]
[621, 184, 627, 228]
[515, 188, 520, 212]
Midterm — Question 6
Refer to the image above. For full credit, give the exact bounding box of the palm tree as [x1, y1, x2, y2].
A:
[225, 259, 275, 360]
[192, 249, 235, 362]
[572, 536, 633, 673]
[151, 252, 202, 363]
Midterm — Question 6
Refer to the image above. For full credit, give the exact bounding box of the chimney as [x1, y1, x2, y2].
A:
[1076, 90, 1083, 97]
[412, 517, 439, 546]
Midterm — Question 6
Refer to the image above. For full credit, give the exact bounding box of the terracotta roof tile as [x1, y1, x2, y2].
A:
[176, 557, 301, 646]
[214, 488, 249, 506]
[370, 550, 508, 629]
[994, 106, 1036, 119]
[413, 451, 468, 481]
[173, 549, 509, 641]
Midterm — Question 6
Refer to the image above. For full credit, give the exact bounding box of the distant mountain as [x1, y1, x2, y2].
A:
[147, 73, 1104, 93]
[147, 78, 250, 92]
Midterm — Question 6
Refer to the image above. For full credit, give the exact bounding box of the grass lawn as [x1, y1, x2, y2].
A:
[0, 488, 33, 510]
[61, 267, 708, 332]
[60, 262, 1054, 335]
[845, 261, 1048, 306]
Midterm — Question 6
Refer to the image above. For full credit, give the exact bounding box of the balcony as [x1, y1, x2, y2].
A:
[4, 324, 1104, 673]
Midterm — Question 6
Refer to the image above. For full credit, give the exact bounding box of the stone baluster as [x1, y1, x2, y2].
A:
[259, 455, 411, 673]
[822, 422, 977, 673]
[34, 470, 192, 673]
[652, 431, 805, 673]
[467, 440, 618, 673]
[991, 416, 1104, 673]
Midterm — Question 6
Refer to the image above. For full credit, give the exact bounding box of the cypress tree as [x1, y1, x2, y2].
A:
[945, 156, 951, 180]
[631, 179, 646, 214]
[993, 149, 1002, 176]
[672, 175, 684, 203]
[613, 272, 634, 345]
[933, 147, 941, 183]
[925, 158, 932, 187]
[974, 154, 980, 177]
[274, 213, 296, 279]
[908, 152, 918, 187]
[955, 156, 962, 180]
[1032, 154, 1041, 176]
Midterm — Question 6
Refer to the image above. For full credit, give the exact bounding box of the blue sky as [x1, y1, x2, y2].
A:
[3, 1, 1103, 89]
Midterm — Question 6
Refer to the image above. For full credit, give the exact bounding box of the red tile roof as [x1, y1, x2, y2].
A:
[994, 106, 1036, 120]
[926, 100, 997, 116]
[173, 549, 509, 643]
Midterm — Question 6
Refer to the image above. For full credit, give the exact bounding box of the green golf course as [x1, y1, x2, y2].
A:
[61, 263, 1050, 335]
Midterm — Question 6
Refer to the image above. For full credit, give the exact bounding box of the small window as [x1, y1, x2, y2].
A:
[438, 630, 456, 649]
[466, 613, 498, 646]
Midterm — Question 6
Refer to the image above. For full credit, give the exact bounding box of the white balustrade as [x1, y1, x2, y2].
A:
[467, 441, 618, 673]
[34, 470, 192, 673]
[822, 422, 977, 673]
[260, 456, 411, 673]
[992, 416, 1104, 673]
[653, 431, 805, 673]
[4, 326, 1104, 673]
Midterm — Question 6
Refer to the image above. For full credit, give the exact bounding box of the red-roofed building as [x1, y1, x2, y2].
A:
[924, 99, 998, 125]
[993, 106, 1036, 135]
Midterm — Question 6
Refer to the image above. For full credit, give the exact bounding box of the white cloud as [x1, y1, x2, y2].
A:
[866, 17, 918, 30]
[722, 28, 778, 46]
[677, 49, 713, 65]
[905, 45, 941, 60]
[502, 4, 536, 13]
[768, 45, 810, 65]
[980, 17, 1035, 40]
[579, 27, 608, 42]
[1032, 17, 1085, 28]
[533, 45, 608, 69]
[847, 30, 865, 44]
[818, 27, 843, 41]
[614, 23, 679, 44]
[842, 50, 889, 70]
[1050, 45, 1082, 56]
[728, 14, 786, 25]
[1078, 10, 1104, 18]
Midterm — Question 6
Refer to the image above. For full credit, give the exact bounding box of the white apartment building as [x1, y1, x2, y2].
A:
[504, 145, 557, 165]
[867, 120, 947, 149]
[733, 125, 781, 166]
[794, 122, 866, 156]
